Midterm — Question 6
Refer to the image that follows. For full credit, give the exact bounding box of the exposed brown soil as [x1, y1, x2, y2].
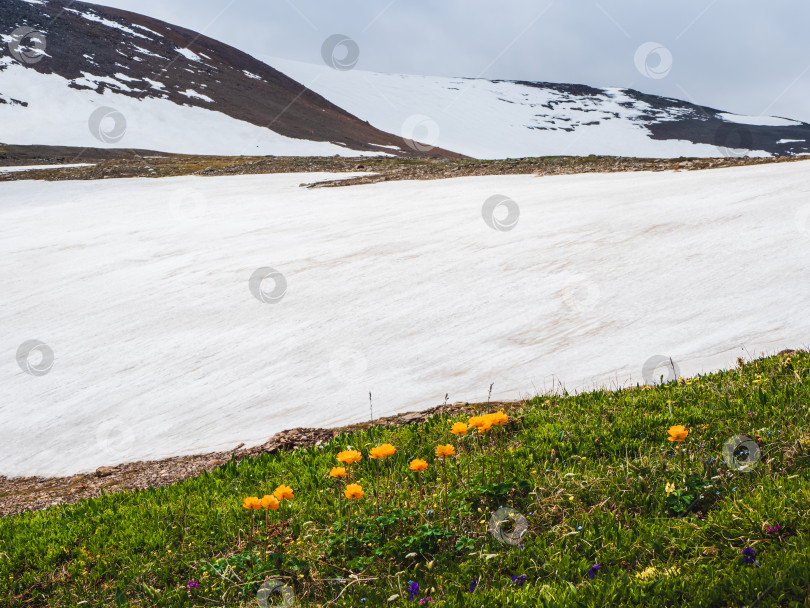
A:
[0, 400, 521, 518]
[298, 154, 809, 188]
[1, 146, 806, 185]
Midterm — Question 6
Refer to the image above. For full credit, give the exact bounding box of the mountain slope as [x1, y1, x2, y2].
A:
[0, 0, 459, 157]
[3, 0, 810, 160]
[271, 57, 810, 159]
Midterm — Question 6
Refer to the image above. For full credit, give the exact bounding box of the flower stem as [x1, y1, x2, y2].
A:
[465, 436, 471, 480]
[344, 501, 352, 557]
[374, 460, 380, 514]
[264, 509, 269, 560]
[498, 428, 505, 483]
[441, 459, 449, 522]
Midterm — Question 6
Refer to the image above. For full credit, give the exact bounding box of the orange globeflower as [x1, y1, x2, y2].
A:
[344, 483, 365, 500]
[667, 425, 689, 442]
[477, 417, 495, 434]
[369, 443, 396, 459]
[337, 450, 363, 465]
[451, 422, 468, 436]
[273, 485, 294, 501]
[490, 412, 509, 426]
[435, 444, 456, 458]
[330, 466, 347, 478]
[409, 458, 429, 472]
[261, 494, 280, 510]
[242, 496, 261, 510]
[468, 416, 484, 429]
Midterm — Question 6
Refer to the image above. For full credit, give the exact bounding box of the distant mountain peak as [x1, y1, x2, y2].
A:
[0, 0, 461, 157]
[3, 0, 809, 159]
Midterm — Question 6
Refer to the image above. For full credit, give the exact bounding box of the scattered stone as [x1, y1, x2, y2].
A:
[95, 466, 117, 477]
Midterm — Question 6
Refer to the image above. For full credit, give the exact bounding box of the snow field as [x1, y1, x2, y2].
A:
[2, 162, 810, 476]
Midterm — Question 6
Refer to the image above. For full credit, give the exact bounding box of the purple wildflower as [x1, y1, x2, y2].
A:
[407, 581, 420, 601]
[418, 598, 434, 604]
[587, 564, 600, 580]
[511, 574, 527, 587]
[469, 578, 479, 593]
[765, 524, 782, 535]
[742, 547, 760, 567]
[186, 579, 199, 590]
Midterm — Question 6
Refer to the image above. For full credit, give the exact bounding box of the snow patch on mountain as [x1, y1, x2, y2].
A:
[179, 88, 214, 103]
[717, 113, 802, 127]
[0, 163, 94, 172]
[176, 47, 202, 62]
[64, 7, 152, 40]
[267, 57, 772, 159]
[0, 63, 383, 156]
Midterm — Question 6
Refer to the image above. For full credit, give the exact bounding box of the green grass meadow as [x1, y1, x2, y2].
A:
[2, 351, 809, 607]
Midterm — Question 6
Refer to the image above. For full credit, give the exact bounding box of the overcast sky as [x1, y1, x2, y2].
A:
[91, 0, 810, 123]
